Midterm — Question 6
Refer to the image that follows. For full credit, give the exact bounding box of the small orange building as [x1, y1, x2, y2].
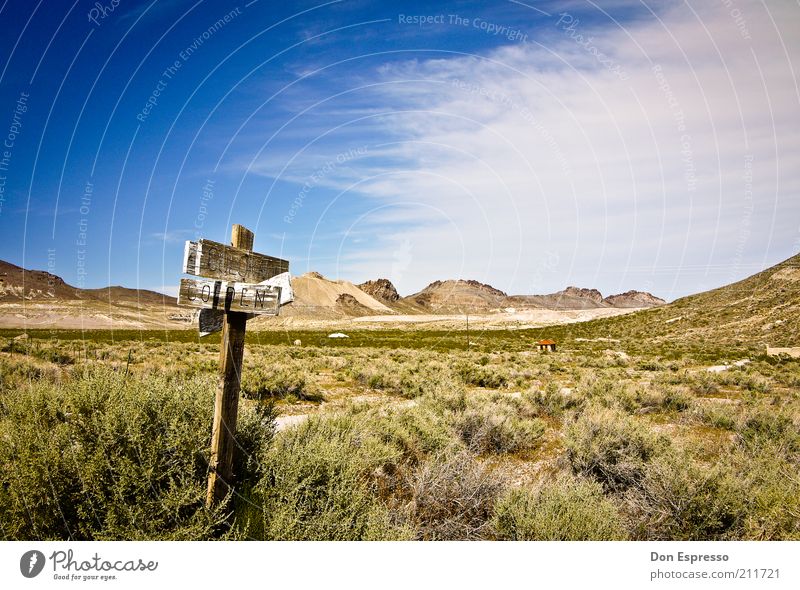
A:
[537, 339, 556, 352]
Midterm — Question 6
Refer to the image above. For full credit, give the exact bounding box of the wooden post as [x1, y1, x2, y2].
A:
[206, 224, 254, 508]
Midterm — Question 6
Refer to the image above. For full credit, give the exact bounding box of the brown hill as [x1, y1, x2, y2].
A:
[0, 260, 81, 300]
[602, 290, 666, 308]
[508, 286, 608, 310]
[404, 279, 507, 311]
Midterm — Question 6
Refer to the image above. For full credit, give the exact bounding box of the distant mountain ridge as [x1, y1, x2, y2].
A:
[354, 277, 666, 312]
[0, 257, 666, 328]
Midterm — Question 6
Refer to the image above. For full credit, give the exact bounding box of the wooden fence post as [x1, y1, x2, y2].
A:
[206, 224, 254, 508]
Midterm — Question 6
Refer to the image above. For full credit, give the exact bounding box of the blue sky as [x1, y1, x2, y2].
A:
[0, 0, 798, 300]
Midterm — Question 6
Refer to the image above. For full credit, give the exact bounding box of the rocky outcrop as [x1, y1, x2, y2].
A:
[335, 293, 373, 316]
[561, 286, 604, 304]
[357, 278, 400, 303]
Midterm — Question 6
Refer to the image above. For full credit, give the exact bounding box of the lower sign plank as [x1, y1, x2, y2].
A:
[178, 278, 281, 315]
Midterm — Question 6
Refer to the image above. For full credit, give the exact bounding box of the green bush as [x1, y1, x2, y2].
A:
[240, 415, 410, 540]
[493, 476, 627, 540]
[0, 367, 269, 540]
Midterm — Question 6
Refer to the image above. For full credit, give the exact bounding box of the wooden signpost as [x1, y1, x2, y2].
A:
[178, 224, 289, 508]
[177, 278, 281, 314]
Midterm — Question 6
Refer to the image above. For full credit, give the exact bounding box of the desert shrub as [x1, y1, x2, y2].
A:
[454, 406, 545, 454]
[528, 382, 585, 416]
[0, 367, 266, 540]
[352, 358, 455, 398]
[637, 359, 666, 372]
[492, 476, 627, 540]
[0, 356, 56, 388]
[401, 449, 503, 540]
[693, 403, 738, 430]
[635, 384, 693, 413]
[688, 373, 720, 395]
[736, 409, 799, 454]
[456, 362, 509, 389]
[373, 403, 454, 463]
[241, 364, 323, 402]
[565, 407, 669, 491]
[625, 454, 746, 540]
[735, 450, 800, 540]
[242, 415, 410, 541]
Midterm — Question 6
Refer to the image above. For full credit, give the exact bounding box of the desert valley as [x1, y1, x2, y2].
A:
[1, 253, 798, 541]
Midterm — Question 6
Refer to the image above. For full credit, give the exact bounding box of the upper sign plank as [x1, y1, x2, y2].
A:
[178, 278, 281, 315]
[183, 239, 289, 283]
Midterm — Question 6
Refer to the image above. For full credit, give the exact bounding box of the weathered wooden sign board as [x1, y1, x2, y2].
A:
[178, 278, 281, 314]
[176, 224, 290, 509]
[183, 239, 288, 283]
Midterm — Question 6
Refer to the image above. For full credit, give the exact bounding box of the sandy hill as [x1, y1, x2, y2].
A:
[404, 279, 508, 311]
[277, 272, 394, 319]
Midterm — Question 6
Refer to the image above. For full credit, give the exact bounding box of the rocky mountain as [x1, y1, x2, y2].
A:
[357, 279, 400, 303]
[507, 285, 665, 311]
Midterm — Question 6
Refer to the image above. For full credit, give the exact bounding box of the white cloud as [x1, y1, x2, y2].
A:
[314, 0, 800, 299]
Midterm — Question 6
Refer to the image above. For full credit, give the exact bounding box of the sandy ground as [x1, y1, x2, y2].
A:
[0, 301, 190, 330]
[348, 307, 639, 329]
[0, 300, 643, 331]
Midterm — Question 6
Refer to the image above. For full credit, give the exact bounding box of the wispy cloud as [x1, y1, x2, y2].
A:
[291, 0, 800, 298]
